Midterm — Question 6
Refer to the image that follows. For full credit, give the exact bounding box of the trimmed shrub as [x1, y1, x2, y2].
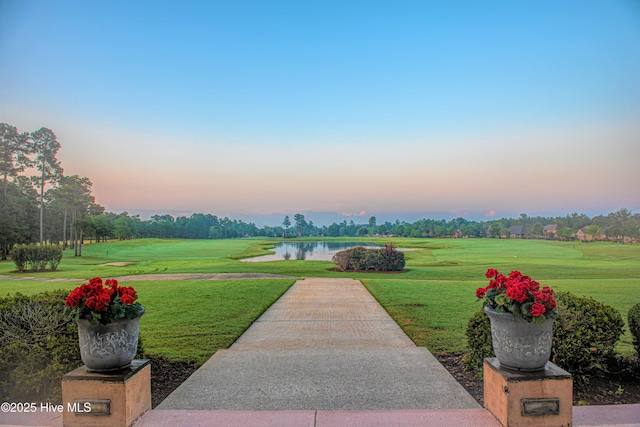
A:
[462, 309, 493, 374]
[553, 291, 624, 378]
[9, 244, 63, 272]
[332, 244, 405, 271]
[8, 244, 29, 271]
[464, 291, 624, 381]
[626, 302, 640, 356]
[23, 245, 40, 271]
[45, 245, 63, 270]
[0, 290, 81, 403]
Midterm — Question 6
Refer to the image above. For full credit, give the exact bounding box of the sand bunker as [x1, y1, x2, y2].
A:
[98, 262, 136, 267]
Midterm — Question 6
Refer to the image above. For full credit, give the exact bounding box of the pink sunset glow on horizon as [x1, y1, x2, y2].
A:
[1, 1, 638, 225]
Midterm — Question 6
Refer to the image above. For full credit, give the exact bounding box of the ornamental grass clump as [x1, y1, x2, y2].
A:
[476, 268, 558, 324]
[65, 277, 142, 325]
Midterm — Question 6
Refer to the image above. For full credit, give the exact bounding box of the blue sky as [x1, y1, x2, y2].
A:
[1, 0, 639, 225]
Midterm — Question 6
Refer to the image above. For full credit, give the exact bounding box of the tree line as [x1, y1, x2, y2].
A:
[1, 123, 104, 259]
[315, 210, 639, 242]
[51, 208, 640, 243]
[2, 122, 638, 261]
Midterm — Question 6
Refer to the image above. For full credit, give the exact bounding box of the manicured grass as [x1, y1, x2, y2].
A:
[1, 237, 638, 360]
[137, 279, 294, 363]
[363, 280, 480, 353]
[361, 239, 640, 357]
[0, 237, 403, 279]
[0, 277, 294, 364]
[363, 278, 640, 356]
[0, 238, 279, 279]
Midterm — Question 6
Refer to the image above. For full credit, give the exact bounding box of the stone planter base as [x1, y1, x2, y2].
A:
[484, 357, 572, 427]
[62, 359, 151, 427]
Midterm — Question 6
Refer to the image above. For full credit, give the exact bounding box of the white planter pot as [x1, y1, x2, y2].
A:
[485, 306, 553, 372]
[77, 307, 144, 372]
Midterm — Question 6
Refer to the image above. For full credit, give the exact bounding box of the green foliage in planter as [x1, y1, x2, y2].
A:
[553, 291, 624, 378]
[0, 290, 82, 403]
[9, 244, 63, 272]
[625, 302, 640, 356]
[464, 292, 624, 381]
[462, 309, 493, 375]
[332, 244, 405, 271]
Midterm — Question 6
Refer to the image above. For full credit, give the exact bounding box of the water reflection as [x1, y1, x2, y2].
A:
[242, 242, 381, 262]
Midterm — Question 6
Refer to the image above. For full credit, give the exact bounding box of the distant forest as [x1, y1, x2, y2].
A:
[2, 123, 639, 259]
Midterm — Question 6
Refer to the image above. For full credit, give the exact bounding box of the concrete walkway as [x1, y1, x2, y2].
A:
[156, 277, 479, 411]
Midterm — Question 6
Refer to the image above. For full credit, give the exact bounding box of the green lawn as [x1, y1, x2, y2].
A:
[137, 279, 294, 363]
[363, 239, 640, 355]
[363, 278, 639, 355]
[1, 237, 638, 360]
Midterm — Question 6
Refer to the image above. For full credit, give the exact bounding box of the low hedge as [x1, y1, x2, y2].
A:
[332, 244, 405, 271]
[553, 291, 624, 377]
[463, 309, 493, 372]
[464, 291, 624, 382]
[9, 244, 63, 272]
[628, 302, 640, 356]
[0, 290, 81, 402]
[0, 289, 147, 403]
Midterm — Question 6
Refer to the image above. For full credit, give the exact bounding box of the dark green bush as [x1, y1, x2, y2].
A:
[43, 244, 63, 270]
[8, 244, 29, 271]
[462, 309, 493, 374]
[464, 292, 624, 381]
[332, 244, 405, 271]
[553, 291, 624, 377]
[22, 244, 40, 271]
[626, 302, 640, 356]
[9, 244, 63, 272]
[0, 290, 81, 403]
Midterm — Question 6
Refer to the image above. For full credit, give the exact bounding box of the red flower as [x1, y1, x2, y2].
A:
[477, 268, 557, 322]
[533, 289, 557, 310]
[541, 286, 554, 295]
[120, 293, 135, 305]
[496, 274, 507, 288]
[486, 268, 499, 279]
[84, 287, 111, 312]
[506, 284, 529, 303]
[531, 302, 546, 317]
[89, 277, 102, 286]
[66, 277, 141, 324]
[65, 289, 83, 307]
[105, 279, 119, 295]
[118, 286, 137, 300]
[509, 270, 523, 280]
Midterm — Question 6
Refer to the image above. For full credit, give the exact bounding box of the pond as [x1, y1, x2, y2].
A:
[241, 241, 383, 262]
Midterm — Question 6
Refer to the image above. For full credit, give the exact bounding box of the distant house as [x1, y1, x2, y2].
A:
[577, 226, 607, 242]
[576, 226, 607, 242]
[508, 225, 527, 238]
[543, 224, 557, 238]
